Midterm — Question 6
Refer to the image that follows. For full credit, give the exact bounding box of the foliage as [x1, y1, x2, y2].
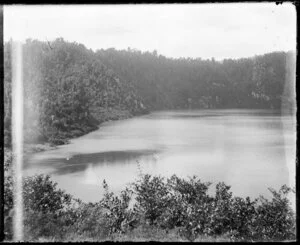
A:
[251, 185, 296, 241]
[3, 149, 14, 239]
[3, 44, 12, 147]
[165, 175, 213, 240]
[4, 39, 295, 147]
[97, 174, 295, 242]
[3, 168, 296, 242]
[99, 180, 134, 234]
[3, 39, 148, 147]
[130, 174, 295, 242]
[22, 175, 72, 213]
[132, 174, 171, 225]
[97, 48, 295, 110]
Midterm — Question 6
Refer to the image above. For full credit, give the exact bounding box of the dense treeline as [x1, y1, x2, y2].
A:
[3, 39, 147, 146]
[3, 38, 295, 147]
[4, 151, 296, 242]
[97, 48, 295, 110]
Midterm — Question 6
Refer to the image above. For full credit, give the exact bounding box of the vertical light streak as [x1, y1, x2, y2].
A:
[281, 51, 296, 211]
[11, 41, 24, 241]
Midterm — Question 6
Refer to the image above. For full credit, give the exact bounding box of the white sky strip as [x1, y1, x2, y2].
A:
[11, 41, 24, 241]
[3, 3, 296, 60]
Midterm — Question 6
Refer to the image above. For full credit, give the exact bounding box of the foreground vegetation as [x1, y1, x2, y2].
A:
[4, 150, 296, 242]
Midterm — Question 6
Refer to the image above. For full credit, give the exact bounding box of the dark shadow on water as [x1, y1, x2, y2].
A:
[171, 114, 222, 118]
[26, 149, 160, 176]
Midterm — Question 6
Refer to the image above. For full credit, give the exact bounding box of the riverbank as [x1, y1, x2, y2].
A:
[23, 107, 148, 154]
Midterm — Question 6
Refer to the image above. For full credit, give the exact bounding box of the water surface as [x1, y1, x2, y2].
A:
[24, 109, 296, 203]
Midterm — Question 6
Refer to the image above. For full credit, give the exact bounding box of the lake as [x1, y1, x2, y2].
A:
[24, 109, 296, 204]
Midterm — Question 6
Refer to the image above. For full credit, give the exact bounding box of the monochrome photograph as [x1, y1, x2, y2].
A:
[2, 3, 297, 242]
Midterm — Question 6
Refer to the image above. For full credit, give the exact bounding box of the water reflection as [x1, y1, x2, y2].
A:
[24, 110, 296, 203]
[26, 149, 160, 175]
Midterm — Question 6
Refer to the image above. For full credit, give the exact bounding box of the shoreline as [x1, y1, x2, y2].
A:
[22, 107, 291, 155]
[23, 109, 149, 154]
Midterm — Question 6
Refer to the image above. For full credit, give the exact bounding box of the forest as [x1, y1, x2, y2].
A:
[97, 47, 295, 110]
[3, 38, 295, 146]
[4, 39, 147, 146]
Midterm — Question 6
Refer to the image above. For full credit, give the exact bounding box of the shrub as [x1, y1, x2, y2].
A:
[227, 196, 257, 240]
[129, 174, 295, 242]
[99, 180, 134, 234]
[23, 175, 72, 213]
[4, 173, 74, 240]
[209, 182, 234, 235]
[132, 174, 171, 226]
[3, 170, 296, 242]
[59, 201, 110, 240]
[163, 175, 213, 241]
[3, 149, 14, 239]
[24, 209, 65, 241]
[252, 185, 296, 241]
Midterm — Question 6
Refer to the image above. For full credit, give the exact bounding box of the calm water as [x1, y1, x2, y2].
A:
[24, 110, 296, 203]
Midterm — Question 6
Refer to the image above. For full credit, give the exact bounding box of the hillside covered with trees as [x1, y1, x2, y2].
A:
[3, 38, 295, 146]
[97, 48, 295, 111]
[4, 39, 148, 146]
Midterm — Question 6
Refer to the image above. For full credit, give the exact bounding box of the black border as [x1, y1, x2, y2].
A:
[0, 1, 298, 243]
[0, 5, 4, 244]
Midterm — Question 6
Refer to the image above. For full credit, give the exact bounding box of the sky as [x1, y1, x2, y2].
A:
[4, 3, 297, 60]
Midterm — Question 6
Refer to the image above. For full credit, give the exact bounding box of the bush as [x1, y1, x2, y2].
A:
[4, 173, 73, 240]
[99, 180, 134, 235]
[227, 196, 257, 240]
[3, 149, 14, 239]
[252, 185, 296, 241]
[23, 175, 72, 213]
[132, 174, 171, 226]
[129, 174, 295, 242]
[163, 175, 213, 241]
[3, 171, 296, 242]
[24, 210, 65, 240]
